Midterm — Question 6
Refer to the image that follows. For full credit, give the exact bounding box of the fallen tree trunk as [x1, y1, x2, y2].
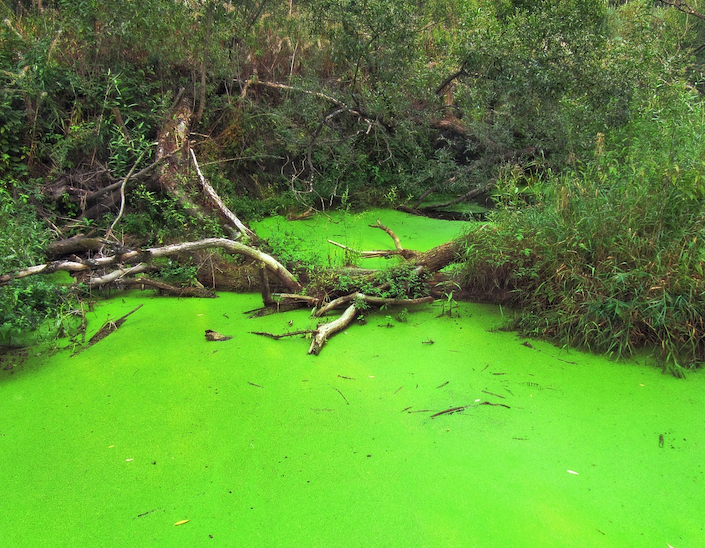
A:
[0, 238, 302, 293]
[4, 216, 467, 355]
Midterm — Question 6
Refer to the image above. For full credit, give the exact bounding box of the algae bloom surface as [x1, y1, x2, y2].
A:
[0, 211, 703, 547]
[1, 293, 703, 547]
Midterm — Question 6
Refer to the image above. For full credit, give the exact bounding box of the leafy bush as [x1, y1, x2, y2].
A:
[459, 81, 705, 375]
[0, 183, 79, 345]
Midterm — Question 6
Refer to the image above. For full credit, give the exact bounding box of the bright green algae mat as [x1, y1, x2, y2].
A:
[1, 210, 704, 547]
[1, 293, 704, 547]
[252, 208, 465, 269]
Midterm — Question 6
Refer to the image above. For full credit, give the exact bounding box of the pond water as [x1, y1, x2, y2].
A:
[0, 211, 703, 547]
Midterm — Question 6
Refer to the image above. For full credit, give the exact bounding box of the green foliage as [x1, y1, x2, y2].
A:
[121, 184, 224, 245]
[0, 183, 79, 344]
[263, 223, 325, 270]
[154, 258, 199, 285]
[459, 80, 705, 374]
[371, 263, 427, 299]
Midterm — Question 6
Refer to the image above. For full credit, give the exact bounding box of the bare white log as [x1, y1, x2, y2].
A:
[189, 149, 256, 239]
[147, 238, 301, 293]
[88, 263, 154, 286]
[1, 238, 302, 294]
[308, 303, 358, 355]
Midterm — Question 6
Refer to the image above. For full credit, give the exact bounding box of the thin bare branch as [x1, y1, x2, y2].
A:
[189, 148, 256, 238]
[656, 0, 705, 21]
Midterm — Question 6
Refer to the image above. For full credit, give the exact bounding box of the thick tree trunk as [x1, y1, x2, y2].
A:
[415, 241, 462, 272]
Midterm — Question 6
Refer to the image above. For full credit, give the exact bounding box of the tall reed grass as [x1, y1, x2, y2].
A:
[459, 83, 705, 376]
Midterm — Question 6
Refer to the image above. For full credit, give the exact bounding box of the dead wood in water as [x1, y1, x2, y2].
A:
[72, 304, 144, 355]
[6, 213, 468, 355]
[0, 238, 302, 293]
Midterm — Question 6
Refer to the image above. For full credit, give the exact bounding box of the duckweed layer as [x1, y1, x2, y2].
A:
[1, 292, 703, 547]
[253, 208, 466, 269]
[1, 211, 703, 547]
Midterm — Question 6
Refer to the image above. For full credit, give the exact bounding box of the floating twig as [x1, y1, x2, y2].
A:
[431, 406, 467, 418]
[332, 386, 349, 405]
[521, 340, 577, 364]
[478, 401, 510, 409]
[76, 304, 144, 355]
[250, 329, 315, 340]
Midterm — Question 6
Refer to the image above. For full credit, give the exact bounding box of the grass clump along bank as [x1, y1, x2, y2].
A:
[459, 83, 705, 376]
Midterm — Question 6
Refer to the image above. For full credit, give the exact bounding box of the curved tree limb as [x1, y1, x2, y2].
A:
[104, 146, 151, 242]
[315, 292, 433, 317]
[656, 0, 705, 20]
[1, 238, 302, 294]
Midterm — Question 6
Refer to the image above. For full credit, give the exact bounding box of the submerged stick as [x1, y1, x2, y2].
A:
[430, 406, 467, 418]
[72, 304, 144, 356]
[250, 329, 316, 340]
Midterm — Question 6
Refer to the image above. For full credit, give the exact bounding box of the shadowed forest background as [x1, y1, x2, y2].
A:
[2, 0, 705, 374]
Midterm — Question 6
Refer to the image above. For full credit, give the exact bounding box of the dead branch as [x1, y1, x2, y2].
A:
[419, 183, 492, 210]
[1, 238, 302, 294]
[251, 291, 433, 355]
[412, 187, 435, 209]
[327, 239, 402, 259]
[250, 329, 316, 340]
[83, 154, 169, 204]
[435, 67, 468, 95]
[189, 148, 256, 239]
[656, 0, 705, 20]
[368, 219, 419, 259]
[105, 146, 151, 241]
[315, 292, 433, 317]
[326, 219, 419, 260]
[46, 236, 110, 259]
[274, 293, 320, 304]
[123, 277, 216, 298]
[75, 304, 144, 354]
[88, 263, 155, 286]
[240, 79, 380, 128]
[309, 303, 358, 355]
[259, 267, 274, 306]
[149, 239, 301, 293]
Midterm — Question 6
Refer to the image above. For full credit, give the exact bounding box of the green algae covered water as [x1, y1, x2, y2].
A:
[252, 208, 466, 269]
[1, 212, 704, 547]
